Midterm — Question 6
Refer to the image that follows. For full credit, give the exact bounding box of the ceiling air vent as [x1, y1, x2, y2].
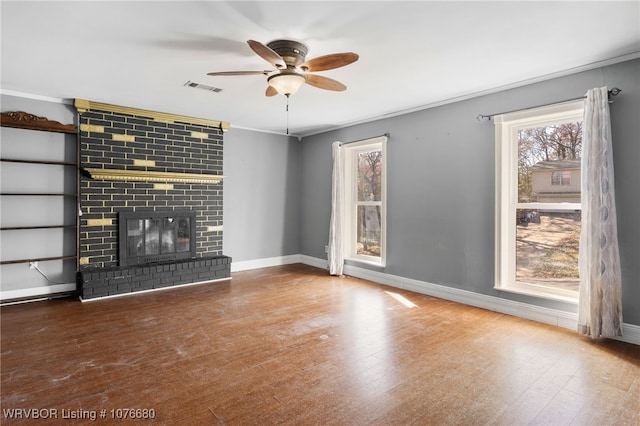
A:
[184, 80, 222, 93]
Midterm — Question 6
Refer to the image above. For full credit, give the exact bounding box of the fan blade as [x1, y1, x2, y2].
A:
[299, 52, 359, 72]
[247, 40, 286, 69]
[207, 70, 272, 76]
[305, 74, 347, 91]
[265, 85, 278, 97]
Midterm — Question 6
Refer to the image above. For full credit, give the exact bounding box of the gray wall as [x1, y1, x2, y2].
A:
[3, 59, 637, 327]
[299, 59, 640, 326]
[223, 128, 300, 262]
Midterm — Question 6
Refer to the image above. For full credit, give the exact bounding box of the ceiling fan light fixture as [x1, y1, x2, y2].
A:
[267, 72, 306, 96]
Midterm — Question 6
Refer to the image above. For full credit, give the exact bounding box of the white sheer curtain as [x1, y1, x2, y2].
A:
[328, 141, 345, 276]
[578, 87, 623, 339]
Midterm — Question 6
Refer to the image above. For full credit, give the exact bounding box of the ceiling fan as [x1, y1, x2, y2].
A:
[207, 39, 359, 97]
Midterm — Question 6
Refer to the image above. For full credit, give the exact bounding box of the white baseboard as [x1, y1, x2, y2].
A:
[0, 283, 76, 304]
[619, 323, 640, 345]
[231, 254, 301, 272]
[299, 255, 329, 270]
[295, 255, 640, 346]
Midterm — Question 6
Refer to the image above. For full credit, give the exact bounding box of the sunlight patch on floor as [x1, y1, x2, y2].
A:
[385, 291, 418, 308]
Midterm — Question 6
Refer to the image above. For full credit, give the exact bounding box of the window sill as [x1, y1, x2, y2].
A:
[494, 283, 578, 305]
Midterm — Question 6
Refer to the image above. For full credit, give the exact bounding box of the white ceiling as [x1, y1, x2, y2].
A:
[2, 1, 639, 137]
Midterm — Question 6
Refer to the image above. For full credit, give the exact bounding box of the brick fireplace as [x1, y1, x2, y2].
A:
[75, 100, 231, 300]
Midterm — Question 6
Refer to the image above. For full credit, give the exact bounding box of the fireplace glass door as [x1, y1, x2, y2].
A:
[119, 211, 196, 266]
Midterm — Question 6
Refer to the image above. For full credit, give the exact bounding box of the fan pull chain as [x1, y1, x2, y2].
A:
[285, 94, 290, 135]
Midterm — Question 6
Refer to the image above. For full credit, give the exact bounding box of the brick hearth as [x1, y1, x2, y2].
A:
[78, 256, 231, 300]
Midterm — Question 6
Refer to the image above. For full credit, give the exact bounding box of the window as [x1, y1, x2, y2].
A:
[495, 101, 583, 303]
[343, 136, 387, 266]
[551, 171, 571, 185]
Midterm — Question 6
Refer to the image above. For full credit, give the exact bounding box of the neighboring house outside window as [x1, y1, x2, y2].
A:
[530, 160, 580, 202]
[494, 101, 583, 303]
[343, 136, 387, 267]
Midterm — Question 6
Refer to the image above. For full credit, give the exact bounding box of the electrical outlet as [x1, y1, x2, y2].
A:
[325, 245, 329, 253]
[28, 261, 38, 270]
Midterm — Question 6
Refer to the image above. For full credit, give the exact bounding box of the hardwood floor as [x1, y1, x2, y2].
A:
[1, 263, 639, 425]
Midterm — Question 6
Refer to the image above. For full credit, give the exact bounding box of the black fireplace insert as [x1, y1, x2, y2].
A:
[118, 210, 196, 266]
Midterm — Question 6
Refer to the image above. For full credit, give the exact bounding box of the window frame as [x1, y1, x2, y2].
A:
[494, 101, 584, 304]
[343, 136, 387, 267]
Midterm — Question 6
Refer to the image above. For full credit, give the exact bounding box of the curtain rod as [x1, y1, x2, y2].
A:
[476, 87, 621, 121]
[340, 132, 390, 146]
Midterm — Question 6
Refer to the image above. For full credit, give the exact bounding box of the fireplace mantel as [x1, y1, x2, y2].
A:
[83, 168, 223, 184]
